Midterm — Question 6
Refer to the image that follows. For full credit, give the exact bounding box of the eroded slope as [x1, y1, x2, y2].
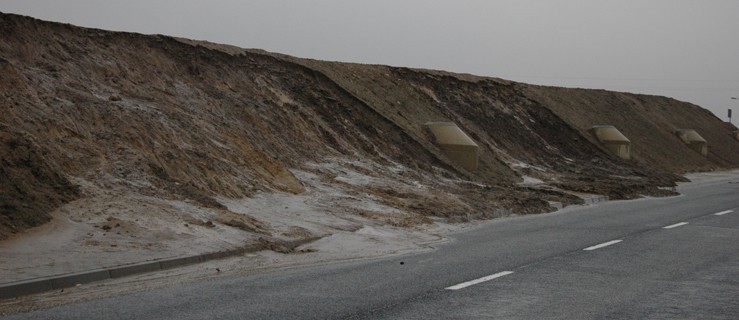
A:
[1, 12, 737, 257]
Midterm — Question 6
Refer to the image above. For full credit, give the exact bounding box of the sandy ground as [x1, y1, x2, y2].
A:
[0, 159, 443, 285]
[0, 190, 259, 283]
[1, 170, 737, 315]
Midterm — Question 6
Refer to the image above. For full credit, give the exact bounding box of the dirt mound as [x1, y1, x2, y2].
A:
[1, 11, 737, 243]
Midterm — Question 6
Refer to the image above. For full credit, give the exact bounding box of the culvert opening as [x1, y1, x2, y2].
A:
[426, 121, 479, 172]
[675, 129, 708, 156]
[589, 125, 631, 160]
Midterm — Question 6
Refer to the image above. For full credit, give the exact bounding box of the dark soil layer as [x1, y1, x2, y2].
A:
[0, 124, 78, 239]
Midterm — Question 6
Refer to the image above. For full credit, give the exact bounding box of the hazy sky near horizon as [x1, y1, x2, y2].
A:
[2, 0, 738, 120]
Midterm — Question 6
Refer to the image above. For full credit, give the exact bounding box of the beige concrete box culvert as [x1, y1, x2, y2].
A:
[426, 122, 479, 172]
[675, 129, 708, 156]
[588, 125, 631, 160]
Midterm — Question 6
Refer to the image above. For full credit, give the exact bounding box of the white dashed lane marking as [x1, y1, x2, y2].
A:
[714, 210, 733, 216]
[583, 239, 623, 251]
[663, 222, 689, 229]
[583, 240, 623, 251]
[445, 271, 514, 291]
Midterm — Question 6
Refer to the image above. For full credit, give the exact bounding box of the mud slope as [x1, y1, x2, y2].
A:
[0, 13, 546, 242]
[1, 12, 738, 243]
[230, 50, 737, 178]
[0, 13, 464, 240]
[525, 86, 739, 173]
[186, 43, 690, 198]
[236, 54, 697, 197]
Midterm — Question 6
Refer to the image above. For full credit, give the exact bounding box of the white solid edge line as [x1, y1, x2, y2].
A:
[583, 239, 623, 251]
[663, 222, 689, 229]
[714, 210, 733, 216]
[445, 271, 514, 291]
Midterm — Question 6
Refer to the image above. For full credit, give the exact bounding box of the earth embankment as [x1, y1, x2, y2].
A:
[1, 12, 737, 245]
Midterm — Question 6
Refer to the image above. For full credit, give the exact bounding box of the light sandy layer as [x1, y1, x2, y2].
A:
[0, 192, 259, 283]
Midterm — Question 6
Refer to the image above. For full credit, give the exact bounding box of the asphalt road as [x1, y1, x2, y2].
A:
[4, 177, 739, 319]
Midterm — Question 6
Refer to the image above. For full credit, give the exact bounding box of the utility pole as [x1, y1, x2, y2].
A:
[731, 97, 737, 124]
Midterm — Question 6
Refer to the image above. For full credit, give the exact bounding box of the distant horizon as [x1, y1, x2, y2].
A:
[1, 1, 737, 121]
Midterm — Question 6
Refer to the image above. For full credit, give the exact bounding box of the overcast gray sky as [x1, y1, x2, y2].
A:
[2, 0, 738, 120]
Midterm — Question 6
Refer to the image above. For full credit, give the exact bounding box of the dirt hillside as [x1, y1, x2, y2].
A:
[1, 12, 737, 247]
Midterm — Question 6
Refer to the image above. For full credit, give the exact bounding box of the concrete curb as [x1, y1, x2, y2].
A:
[0, 237, 318, 300]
